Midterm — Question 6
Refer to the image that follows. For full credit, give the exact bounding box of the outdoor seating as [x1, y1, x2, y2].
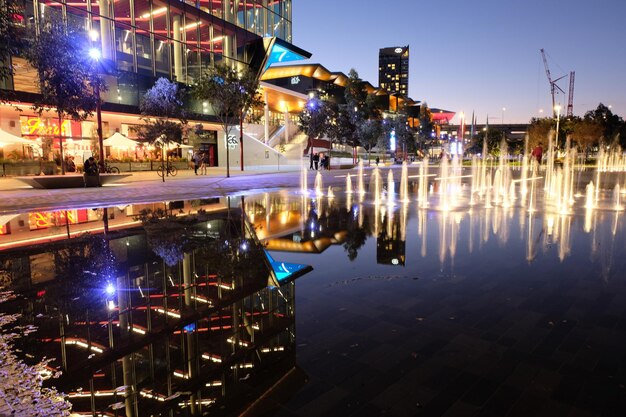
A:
[14, 173, 130, 189]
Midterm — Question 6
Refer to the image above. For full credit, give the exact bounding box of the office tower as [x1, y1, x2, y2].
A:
[379, 45, 409, 96]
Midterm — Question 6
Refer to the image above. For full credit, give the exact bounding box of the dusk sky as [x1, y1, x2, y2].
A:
[292, 0, 626, 124]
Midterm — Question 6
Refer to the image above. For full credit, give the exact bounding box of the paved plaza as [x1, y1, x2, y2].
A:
[0, 166, 359, 213]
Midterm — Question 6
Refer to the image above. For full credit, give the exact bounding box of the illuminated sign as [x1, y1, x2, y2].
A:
[20, 117, 81, 137]
[29, 210, 89, 230]
[290, 76, 300, 85]
[394, 47, 403, 53]
[389, 129, 396, 152]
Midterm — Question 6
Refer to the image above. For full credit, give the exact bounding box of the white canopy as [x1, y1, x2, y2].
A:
[103, 132, 140, 149]
[0, 128, 35, 147]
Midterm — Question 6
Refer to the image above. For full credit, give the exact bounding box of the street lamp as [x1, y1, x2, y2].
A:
[89, 47, 105, 174]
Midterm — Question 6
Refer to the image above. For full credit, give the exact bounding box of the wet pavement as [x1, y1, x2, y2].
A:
[0, 166, 343, 213]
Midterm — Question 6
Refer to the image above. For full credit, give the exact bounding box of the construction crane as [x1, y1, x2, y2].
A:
[540, 48, 567, 117]
[566, 71, 575, 117]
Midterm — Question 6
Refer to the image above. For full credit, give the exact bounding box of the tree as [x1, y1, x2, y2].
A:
[298, 95, 332, 155]
[0, 0, 20, 103]
[383, 114, 415, 160]
[137, 78, 187, 182]
[416, 103, 434, 152]
[467, 127, 508, 156]
[192, 64, 263, 178]
[584, 103, 625, 147]
[527, 117, 555, 150]
[357, 118, 384, 164]
[569, 117, 602, 158]
[26, 18, 106, 174]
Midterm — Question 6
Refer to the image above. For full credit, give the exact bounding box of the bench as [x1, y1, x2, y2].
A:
[14, 173, 131, 189]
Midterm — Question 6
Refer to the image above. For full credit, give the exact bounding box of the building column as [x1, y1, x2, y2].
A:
[264, 91, 270, 144]
[172, 15, 183, 82]
[283, 111, 289, 145]
[98, 0, 114, 61]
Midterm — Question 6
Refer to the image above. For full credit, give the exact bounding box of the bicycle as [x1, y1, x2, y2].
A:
[156, 162, 177, 177]
[103, 162, 120, 174]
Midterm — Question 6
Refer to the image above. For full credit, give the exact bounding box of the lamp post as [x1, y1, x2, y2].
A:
[89, 47, 105, 174]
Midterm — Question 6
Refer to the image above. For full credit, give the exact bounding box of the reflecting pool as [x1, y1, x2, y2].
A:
[1, 169, 626, 416]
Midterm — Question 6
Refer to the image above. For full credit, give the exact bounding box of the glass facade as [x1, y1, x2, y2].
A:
[9, 0, 293, 106]
[378, 45, 409, 97]
[0, 200, 308, 416]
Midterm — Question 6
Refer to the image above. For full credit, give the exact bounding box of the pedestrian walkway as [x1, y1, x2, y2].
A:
[0, 166, 346, 213]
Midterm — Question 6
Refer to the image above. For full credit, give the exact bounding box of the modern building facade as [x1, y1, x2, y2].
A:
[0, 0, 310, 170]
[378, 45, 409, 97]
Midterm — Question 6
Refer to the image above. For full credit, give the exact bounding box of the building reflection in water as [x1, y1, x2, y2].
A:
[0, 198, 311, 416]
[243, 191, 623, 280]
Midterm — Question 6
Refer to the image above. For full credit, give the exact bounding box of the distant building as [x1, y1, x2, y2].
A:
[379, 46, 409, 96]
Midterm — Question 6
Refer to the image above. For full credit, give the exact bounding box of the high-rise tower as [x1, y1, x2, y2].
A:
[378, 46, 409, 96]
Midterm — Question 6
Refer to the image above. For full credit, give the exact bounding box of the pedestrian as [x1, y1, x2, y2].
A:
[193, 151, 202, 175]
[313, 152, 319, 170]
[375, 156, 380, 166]
[83, 156, 99, 187]
[65, 155, 76, 173]
[531, 145, 543, 164]
[200, 152, 208, 175]
[309, 151, 314, 170]
[83, 156, 98, 176]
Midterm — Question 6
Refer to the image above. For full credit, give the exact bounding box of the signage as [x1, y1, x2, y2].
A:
[226, 135, 238, 150]
[29, 210, 88, 230]
[20, 117, 81, 138]
[394, 47, 403, 54]
[290, 76, 300, 85]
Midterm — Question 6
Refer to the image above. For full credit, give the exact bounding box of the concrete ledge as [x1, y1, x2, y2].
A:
[15, 173, 131, 189]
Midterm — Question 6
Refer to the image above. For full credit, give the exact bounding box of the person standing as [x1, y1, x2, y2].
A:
[200, 152, 209, 175]
[313, 153, 319, 170]
[309, 151, 314, 170]
[193, 151, 202, 175]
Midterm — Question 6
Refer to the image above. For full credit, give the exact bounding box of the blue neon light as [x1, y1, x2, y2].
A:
[264, 250, 309, 283]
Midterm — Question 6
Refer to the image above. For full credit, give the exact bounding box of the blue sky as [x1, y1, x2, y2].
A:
[292, 0, 626, 124]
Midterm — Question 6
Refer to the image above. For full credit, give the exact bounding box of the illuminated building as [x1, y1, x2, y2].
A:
[378, 46, 409, 96]
[0, 0, 310, 168]
[0, 202, 311, 415]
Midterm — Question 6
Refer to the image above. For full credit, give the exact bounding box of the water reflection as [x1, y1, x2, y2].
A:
[244, 191, 625, 281]
[0, 200, 311, 416]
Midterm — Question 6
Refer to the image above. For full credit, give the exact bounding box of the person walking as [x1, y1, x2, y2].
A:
[313, 153, 319, 170]
[309, 151, 314, 170]
[200, 152, 209, 175]
[193, 151, 202, 175]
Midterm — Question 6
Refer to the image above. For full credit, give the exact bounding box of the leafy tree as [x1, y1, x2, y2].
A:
[416, 103, 434, 152]
[584, 103, 625, 146]
[569, 117, 602, 158]
[357, 118, 384, 164]
[383, 114, 415, 159]
[527, 117, 555, 150]
[137, 78, 187, 181]
[0, 0, 20, 103]
[192, 64, 263, 177]
[298, 94, 332, 155]
[26, 18, 106, 174]
[467, 127, 508, 156]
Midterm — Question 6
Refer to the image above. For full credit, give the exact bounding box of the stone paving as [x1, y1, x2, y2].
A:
[0, 166, 364, 213]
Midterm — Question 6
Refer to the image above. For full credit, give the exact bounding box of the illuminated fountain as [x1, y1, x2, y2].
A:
[417, 158, 429, 208]
[387, 169, 395, 207]
[314, 171, 323, 197]
[346, 173, 353, 194]
[399, 161, 409, 203]
[370, 167, 382, 206]
[357, 161, 365, 196]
